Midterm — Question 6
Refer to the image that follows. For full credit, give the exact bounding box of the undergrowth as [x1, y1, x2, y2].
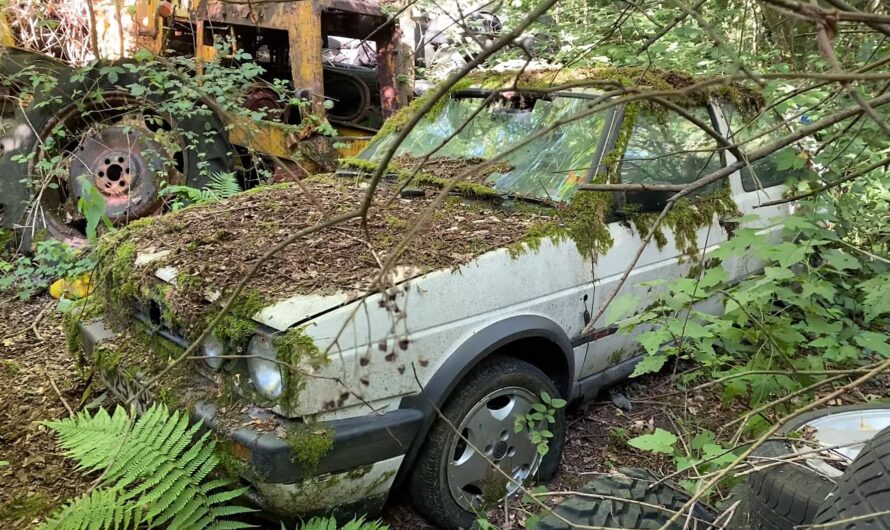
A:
[604, 205, 890, 496]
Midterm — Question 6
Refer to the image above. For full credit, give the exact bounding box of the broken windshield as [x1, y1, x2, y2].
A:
[358, 90, 610, 202]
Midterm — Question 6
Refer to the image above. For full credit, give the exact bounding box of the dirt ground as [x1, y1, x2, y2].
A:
[0, 295, 92, 527]
[0, 290, 801, 529]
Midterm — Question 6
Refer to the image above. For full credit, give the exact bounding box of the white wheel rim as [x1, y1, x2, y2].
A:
[793, 408, 890, 478]
[446, 386, 545, 511]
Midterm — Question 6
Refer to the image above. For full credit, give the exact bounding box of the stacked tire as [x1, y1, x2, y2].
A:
[744, 404, 890, 530]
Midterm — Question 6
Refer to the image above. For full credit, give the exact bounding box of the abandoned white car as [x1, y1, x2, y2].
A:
[72, 69, 799, 528]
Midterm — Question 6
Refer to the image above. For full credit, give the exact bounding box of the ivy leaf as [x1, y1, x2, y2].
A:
[627, 428, 677, 454]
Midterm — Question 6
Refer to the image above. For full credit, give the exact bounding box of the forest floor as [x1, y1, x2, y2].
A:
[0, 293, 774, 529]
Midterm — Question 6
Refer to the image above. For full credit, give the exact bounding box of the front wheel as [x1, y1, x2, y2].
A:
[409, 357, 566, 529]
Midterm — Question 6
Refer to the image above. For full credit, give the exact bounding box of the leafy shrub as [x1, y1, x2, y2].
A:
[614, 211, 890, 415]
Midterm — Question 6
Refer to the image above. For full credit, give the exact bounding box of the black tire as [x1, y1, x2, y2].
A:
[814, 425, 890, 530]
[747, 404, 890, 530]
[0, 48, 81, 238]
[0, 55, 233, 249]
[725, 484, 753, 530]
[409, 357, 567, 529]
[535, 468, 715, 530]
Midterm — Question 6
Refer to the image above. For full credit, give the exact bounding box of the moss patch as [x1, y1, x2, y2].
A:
[630, 187, 740, 261]
[62, 295, 105, 363]
[208, 290, 266, 347]
[285, 423, 334, 473]
[375, 77, 475, 138]
[276, 326, 329, 406]
[215, 438, 250, 479]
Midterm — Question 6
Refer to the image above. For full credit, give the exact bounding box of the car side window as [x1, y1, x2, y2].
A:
[619, 106, 723, 190]
[723, 105, 809, 192]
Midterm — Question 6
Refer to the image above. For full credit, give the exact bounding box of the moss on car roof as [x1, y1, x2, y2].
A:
[377, 66, 763, 137]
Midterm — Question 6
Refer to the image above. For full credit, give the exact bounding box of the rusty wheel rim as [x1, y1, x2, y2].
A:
[30, 91, 184, 243]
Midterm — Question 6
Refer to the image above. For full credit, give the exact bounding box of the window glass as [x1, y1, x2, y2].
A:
[359, 91, 609, 202]
[620, 106, 723, 190]
[723, 106, 808, 192]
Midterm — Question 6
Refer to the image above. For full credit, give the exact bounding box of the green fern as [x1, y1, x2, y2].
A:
[40, 489, 140, 530]
[42, 404, 254, 530]
[294, 517, 389, 530]
[206, 171, 242, 200]
[161, 171, 242, 210]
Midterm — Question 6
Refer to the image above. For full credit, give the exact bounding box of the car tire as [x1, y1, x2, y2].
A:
[746, 404, 890, 530]
[813, 425, 890, 530]
[535, 468, 715, 530]
[409, 357, 566, 529]
[1, 57, 234, 249]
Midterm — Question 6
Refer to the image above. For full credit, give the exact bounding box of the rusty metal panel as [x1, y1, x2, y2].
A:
[375, 24, 399, 117]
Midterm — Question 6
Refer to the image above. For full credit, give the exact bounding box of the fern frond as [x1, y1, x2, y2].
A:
[207, 171, 242, 200]
[44, 404, 255, 530]
[38, 488, 141, 530]
[45, 407, 130, 473]
[298, 517, 337, 530]
[295, 517, 388, 530]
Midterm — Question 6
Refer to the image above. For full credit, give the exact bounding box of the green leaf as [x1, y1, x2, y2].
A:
[859, 276, 890, 321]
[699, 266, 727, 289]
[637, 329, 669, 355]
[605, 294, 639, 326]
[627, 428, 677, 454]
[821, 249, 861, 271]
[540, 391, 552, 405]
[854, 332, 890, 358]
[630, 354, 667, 377]
[690, 430, 716, 450]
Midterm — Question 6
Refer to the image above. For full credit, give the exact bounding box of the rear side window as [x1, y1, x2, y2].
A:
[723, 106, 808, 192]
[619, 106, 723, 191]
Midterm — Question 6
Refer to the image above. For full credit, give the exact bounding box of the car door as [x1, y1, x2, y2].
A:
[578, 101, 733, 379]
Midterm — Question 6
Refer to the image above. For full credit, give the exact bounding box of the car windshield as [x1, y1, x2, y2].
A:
[358, 90, 610, 202]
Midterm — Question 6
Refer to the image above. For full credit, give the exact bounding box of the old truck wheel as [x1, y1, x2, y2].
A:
[746, 404, 890, 530]
[409, 357, 566, 529]
[535, 468, 716, 530]
[814, 422, 890, 530]
[0, 57, 234, 250]
[25, 92, 178, 246]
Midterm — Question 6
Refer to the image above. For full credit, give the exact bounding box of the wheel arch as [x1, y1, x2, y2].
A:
[394, 314, 575, 487]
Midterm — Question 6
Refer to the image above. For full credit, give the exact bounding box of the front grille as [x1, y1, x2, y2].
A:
[134, 300, 189, 349]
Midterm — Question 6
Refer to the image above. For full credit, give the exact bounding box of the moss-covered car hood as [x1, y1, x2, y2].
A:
[93, 176, 556, 340]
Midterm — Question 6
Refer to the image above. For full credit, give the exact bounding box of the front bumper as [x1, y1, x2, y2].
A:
[78, 319, 423, 516]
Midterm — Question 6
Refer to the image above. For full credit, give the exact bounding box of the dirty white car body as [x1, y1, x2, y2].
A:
[79, 79, 800, 527]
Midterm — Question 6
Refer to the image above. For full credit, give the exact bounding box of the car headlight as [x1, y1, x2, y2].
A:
[202, 334, 226, 370]
[247, 335, 283, 400]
